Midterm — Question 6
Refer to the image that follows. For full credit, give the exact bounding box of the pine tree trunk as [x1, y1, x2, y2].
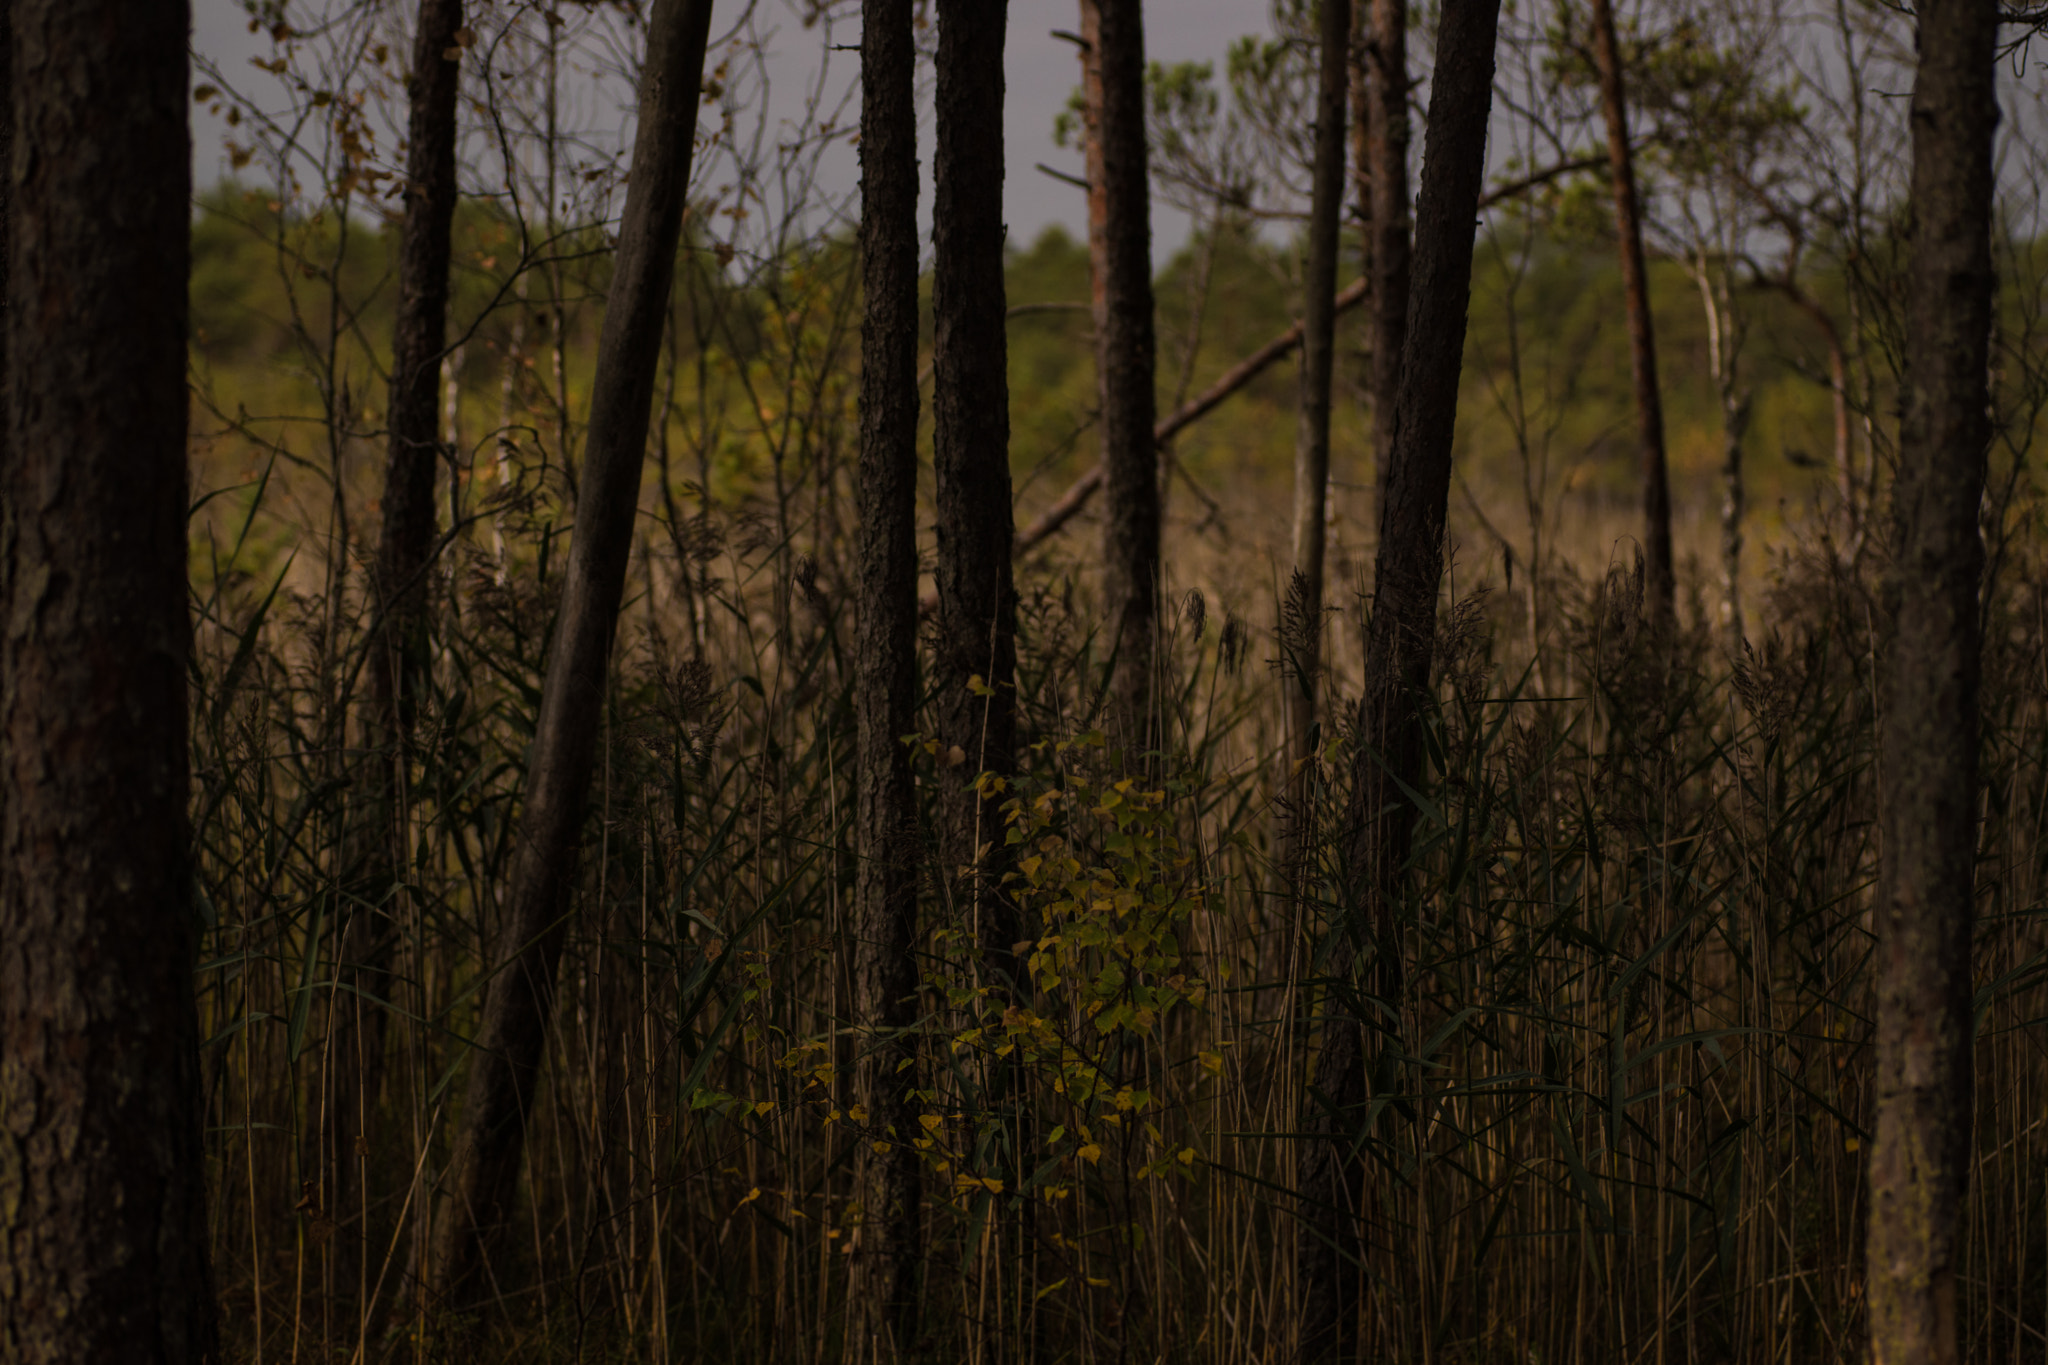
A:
[1297, 0, 1502, 1356]
[0, 2, 218, 1358]
[1078, 0, 1159, 736]
[1868, 2, 1998, 1360]
[848, 0, 925, 1355]
[1283, 0, 1351, 883]
[933, 0, 1017, 964]
[328, 0, 465, 1293]
[1365, 0, 1409, 510]
[425, 0, 715, 1301]
[1587, 0, 1675, 624]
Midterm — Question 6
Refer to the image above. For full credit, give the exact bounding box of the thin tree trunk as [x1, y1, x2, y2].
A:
[933, 0, 1017, 952]
[330, 0, 465, 1290]
[1078, 0, 1159, 735]
[1587, 0, 1675, 623]
[1693, 257, 1747, 651]
[0, 2, 218, 1358]
[1296, 0, 1502, 1356]
[1365, 0, 1410, 508]
[848, 0, 923, 1355]
[1868, 1, 1998, 1360]
[425, 0, 715, 1301]
[1284, 0, 1351, 883]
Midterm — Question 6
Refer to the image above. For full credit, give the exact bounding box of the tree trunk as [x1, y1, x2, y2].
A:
[1078, 0, 1159, 736]
[0, 2, 218, 1359]
[1365, 0, 1410, 510]
[1693, 258, 1747, 652]
[933, 0, 1017, 962]
[1587, 0, 1675, 624]
[425, 0, 715, 1301]
[1868, 1, 1998, 1360]
[328, 0, 466, 1293]
[848, 0, 924, 1355]
[1296, 0, 1502, 1356]
[1283, 0, 1351, 884]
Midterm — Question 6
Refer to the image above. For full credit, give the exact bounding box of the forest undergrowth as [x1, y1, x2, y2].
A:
[188, 432, 2048, 1362]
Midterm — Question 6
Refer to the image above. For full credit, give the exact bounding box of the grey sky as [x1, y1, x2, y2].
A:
[190, 0, 1278, 254]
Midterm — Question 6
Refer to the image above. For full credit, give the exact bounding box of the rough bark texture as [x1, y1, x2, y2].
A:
[1588, 0, 1675, 624]
[329, 0, 466, 1288]
[849, 0, 924, 1354]
[1365, 0, 1409, 507]
[1297, 0, 1502, 1356]
[1868, 2, 1998, 1360]
[933, 0, 1017, 957]
[1079, 0, 1159, 735]
[373, 0, 465, 733]
[1284, 0, 1351, 878]
[425, 0, 715, 1302]
[0, 2, 218, 1359]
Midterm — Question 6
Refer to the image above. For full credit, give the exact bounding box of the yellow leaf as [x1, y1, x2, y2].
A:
[1845, 1137, 1861, 1153]
[919, 1114, 944, 1132]
[1078, 1144, 1102, 1164]
[753, 1101, 775, 1117]
[1177, 1148, 1196, 1166]
[849, 1104, 869, 1123]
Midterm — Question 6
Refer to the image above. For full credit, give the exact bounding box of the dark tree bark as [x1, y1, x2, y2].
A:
[932, 0, 1017, 950]
[1283, 0, 1351, 877]
[425, 0, 716, 1301]
[848, 0, 924, 1354]
[327, 0, 466, 1289]
[1078, 0, 1159, 734]
[1868, 1, 1998, 1360]
[1587, 0, 1675, 624]
[373, 0, 465, 738]
[1364, 0, 1410, 506]
[1296, 0, 1502, 1357]
[0, 2, 218, 1359]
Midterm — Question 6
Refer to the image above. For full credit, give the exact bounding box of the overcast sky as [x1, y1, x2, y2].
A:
[190, 0, 1277, 254]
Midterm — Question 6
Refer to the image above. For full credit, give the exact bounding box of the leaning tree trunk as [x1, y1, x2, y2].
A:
[847, 0, 925, 1356]
[1283, 0, 1351, 886]
[0, 2, 218, 1360]
[1868, 1, 1998, 1361]
[1296, 0, 1502, 1357]
[1078, 0, 1160, 737]
[1364, 0, 1409, 508]
[933, 0, 1017, 965]
[425, 0, 716, 1302]
[327, 0, 465, 1292]
[1587, 0, 1675, 625]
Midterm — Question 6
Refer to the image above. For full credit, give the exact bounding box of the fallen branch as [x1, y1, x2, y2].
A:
[1011, 157, 1600, 555]
[1016, 275, 1370, 552]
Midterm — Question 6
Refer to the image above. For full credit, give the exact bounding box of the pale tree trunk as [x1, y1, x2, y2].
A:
[1587, 0, 1675, 624]
[329, 0, 465, 1294]
[1692, 256, 1747, 652]
[0, 1, 218, 1359]
[848, 0, 924, 1355]
[933, 0, 1017, 964]
[1365, 0, 1410, 509]
[1868, 1, 1998, 1360]
[1283, 0, 1351, 885]
[1078, 0, 1159, 736]
[425, 0, 716, 1301]
[1296, 0, 1503, 1356]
